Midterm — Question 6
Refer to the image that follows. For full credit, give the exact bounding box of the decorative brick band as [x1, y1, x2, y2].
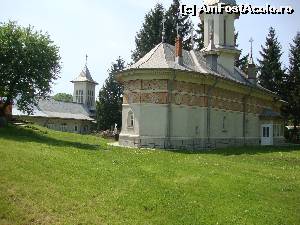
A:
[123, 79, 279, 114]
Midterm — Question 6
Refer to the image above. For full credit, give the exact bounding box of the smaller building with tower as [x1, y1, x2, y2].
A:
[13, 59, 98, 134]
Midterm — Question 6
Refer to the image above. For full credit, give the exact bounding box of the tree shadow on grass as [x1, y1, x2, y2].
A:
[0, 125, 101, 151]
[166, 145, 300, 156]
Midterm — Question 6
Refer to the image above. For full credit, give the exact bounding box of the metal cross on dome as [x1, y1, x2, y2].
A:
[85, 54, 88, 66]
[176, 11, 183, 37]
[249, 37, 254, 57]
[162, 18, 166, 42]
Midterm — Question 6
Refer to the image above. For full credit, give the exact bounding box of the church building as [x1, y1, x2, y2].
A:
[117, 0, 285, 149]
[13, 60, 98, 134]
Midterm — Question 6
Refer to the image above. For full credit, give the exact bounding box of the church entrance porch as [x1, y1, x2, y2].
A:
[261, 124, 273, 146]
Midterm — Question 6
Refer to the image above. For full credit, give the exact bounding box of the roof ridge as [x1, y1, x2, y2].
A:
[137, 43, 163, 68]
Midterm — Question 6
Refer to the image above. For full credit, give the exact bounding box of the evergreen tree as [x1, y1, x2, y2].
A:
[96, 57, 125, 130]
[164, 0, 193, 50]
[258, 27, 285, 96]
[235, 53, 249, 73]
[194, 22, 204, 50]
[131, 0, 194, 62]
[285, 32, 300, 128]
[234, 32, 249, 73]
[131, 4, 165, 62]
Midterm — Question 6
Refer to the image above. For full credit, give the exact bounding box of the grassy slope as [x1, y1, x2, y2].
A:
[0, 125, 299, 225]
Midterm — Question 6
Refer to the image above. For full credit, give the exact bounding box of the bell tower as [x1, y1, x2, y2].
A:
[201, 0, 240, 74]
[71, 55, 98, 111]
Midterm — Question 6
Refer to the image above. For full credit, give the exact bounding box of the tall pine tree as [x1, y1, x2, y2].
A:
[258, 27, 285, 96]
[234, 32, 249, 73]
[194, 22, 204, 51]
[131, 0, 194, 62]
[96, 57, 125, 130]
[235, 54, 249, 73]
[285, 32, 300, 128]
[131, 4, 165, 62]
[164, 0, 193, 50]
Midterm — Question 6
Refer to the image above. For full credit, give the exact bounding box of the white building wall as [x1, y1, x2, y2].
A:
[19, 116, 92, 134]
[119, 102, 277, 149]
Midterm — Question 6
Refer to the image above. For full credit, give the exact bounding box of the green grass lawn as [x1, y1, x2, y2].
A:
[0, 125, 299, 225]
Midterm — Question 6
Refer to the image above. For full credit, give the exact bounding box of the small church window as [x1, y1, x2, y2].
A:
[80, 90, 83, 103]
[195, 126, 199, 135]
[245, 119, 249, 134]
[263, 127, 269, 137]
[75, 125, 78, 132]
[222, 116, 227, 131]
[127, 111, 134, 128]
[47, 123, 54, 129]
[75, 90, 79, 103]
[61, 123, 67, 132]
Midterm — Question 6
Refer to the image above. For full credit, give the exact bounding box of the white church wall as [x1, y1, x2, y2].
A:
[170, 105, 207, 139]
[209, 108, 243, 138]
[120, 104, 140, 136]
[245, 113, 260, 138]
[214, 13, 222, 46]
[19, 116, 92, 134]
[225, 15, 235, 46]
[139, 104, 168, 137]
[218, 53, 236, 74]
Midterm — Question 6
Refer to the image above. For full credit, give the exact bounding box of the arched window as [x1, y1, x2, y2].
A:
[127, 111, 134, 128]
[80, 90, 83, 103]
[222, 116, 226, 131]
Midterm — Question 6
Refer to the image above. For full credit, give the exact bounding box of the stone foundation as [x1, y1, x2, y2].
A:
[119, 135, 263, 150]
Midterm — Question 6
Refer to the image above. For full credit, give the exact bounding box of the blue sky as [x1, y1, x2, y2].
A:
[1, 0, 300, 96]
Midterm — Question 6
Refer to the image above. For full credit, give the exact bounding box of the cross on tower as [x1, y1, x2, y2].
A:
[249, 37, 254, 58]
[249, 37, 254, 64]
[162, 18, 166, 42]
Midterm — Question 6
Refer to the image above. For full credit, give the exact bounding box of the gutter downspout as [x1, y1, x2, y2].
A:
[166, 69, 176, 149]
[242, 87, 253, 145]
[206, 77, 219, 147]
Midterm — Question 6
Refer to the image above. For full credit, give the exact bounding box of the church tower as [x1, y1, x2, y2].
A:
[71, 56, 98, 111]
[200, 0, 240, 74]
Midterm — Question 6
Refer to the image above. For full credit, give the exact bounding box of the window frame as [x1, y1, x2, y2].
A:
[127, 111, 134, 128]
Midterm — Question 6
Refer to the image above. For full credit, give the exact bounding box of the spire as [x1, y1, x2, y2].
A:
[71, 56, 98, 85]
[247, 37, 257, 84]
[162, 18, 166, 43]
[176, 23, 180, 37]
[249, 37, 254, 64]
